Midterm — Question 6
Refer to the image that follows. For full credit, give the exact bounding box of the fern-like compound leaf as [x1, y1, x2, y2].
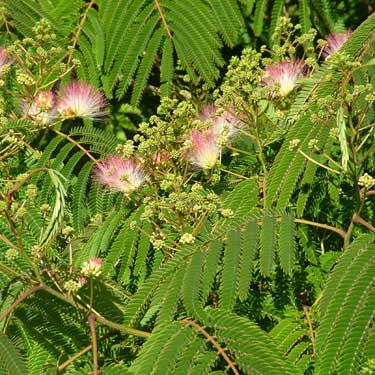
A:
[315, 234, 375, 375]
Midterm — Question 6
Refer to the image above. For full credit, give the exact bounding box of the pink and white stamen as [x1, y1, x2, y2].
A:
[187, 128, 221, 170]
[93, 155, 146, 194]
[198, 104, 240, 138]
[262, 60, 304, 97]
[57, 81, 107, 120]
[0, 46, 11, 75]
[323, 31, 352, 56]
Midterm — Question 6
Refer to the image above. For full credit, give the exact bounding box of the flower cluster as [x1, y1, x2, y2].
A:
[93, 103, 240, 198]
[187, 105, 239, 170]
[197, 104, 239, 138]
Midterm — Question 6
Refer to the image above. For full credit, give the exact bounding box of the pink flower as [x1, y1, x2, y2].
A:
[262, 60, 304, 97]
[79, 276, 87, 285]
[89, 257, 103, 267]
[323, 31, 352, 56]
[56, 81, 107, 119]
[198, 104, 239, 138]
[0, 47, 11, 75]
[93, 155, 146, 194]
[22, 91, 56, 125]
[187, 128, 221, 170]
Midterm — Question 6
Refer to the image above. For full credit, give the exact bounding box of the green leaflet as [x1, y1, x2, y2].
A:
[0, 334, 27, 375]
[337, 105, 349, 171]
[253, 0, 269, 37]
[38, 169, 67, 249]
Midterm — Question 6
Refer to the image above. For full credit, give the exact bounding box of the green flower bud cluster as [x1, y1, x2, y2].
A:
[5, 248, 18, 260]
[25, 184, 37, 199]
[62, 226, 74, 238]
[179, 233, 195, 244]
[16, 71, 35, 86]
[32, 19, 56, 42]
[360, 358, 375, 375]
[358, 173, 375, 189]
[64, 279, 84, 293]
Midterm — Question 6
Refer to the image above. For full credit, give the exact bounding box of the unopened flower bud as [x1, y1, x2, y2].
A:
[64, 279, 83, 293]
[358, 173, 375, 189]
[179, 233, 195, 244]
[62, 226, 74, 237]
[81, 257, 103, 277]
[289, 139, 301, 151]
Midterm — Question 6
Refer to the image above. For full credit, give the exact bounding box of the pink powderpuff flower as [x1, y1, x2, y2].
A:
[262, 60, 304, 97]
[56, 81, 107, 120]
[0, 46, 11, 75]
[198, 104, 240, 138]
[22, 91, 57, 125]
[93, 155, 146, 194]
[323, 31, 352, 56]
[187, 128, 221, 170]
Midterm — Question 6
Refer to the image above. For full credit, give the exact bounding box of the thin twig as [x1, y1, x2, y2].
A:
[219, 168, 249, 180]
[294, 218, 346, 239]
[181, 319, 240, 375]
[52, 129, 98, 163]
[40, 284, 151, 338]
[298, 149, 341, 175]
[0, 261, 23, 278]
[57, 331, 118, 372]
[88, 314, 98, 375]
[0, 285, 43, 321]
[154, 0, 172, 38]
[303, 305, 316, 357]
[352, 215, 375, 233]
[6, 168, 49, 199]
[68, 0, 96, 64]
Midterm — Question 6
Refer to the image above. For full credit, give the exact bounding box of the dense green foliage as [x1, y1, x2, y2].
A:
[0, 1, 375, 374]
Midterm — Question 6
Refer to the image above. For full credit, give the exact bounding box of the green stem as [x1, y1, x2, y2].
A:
[226, 144, 254, 157]
[89, 278, 94, 315]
